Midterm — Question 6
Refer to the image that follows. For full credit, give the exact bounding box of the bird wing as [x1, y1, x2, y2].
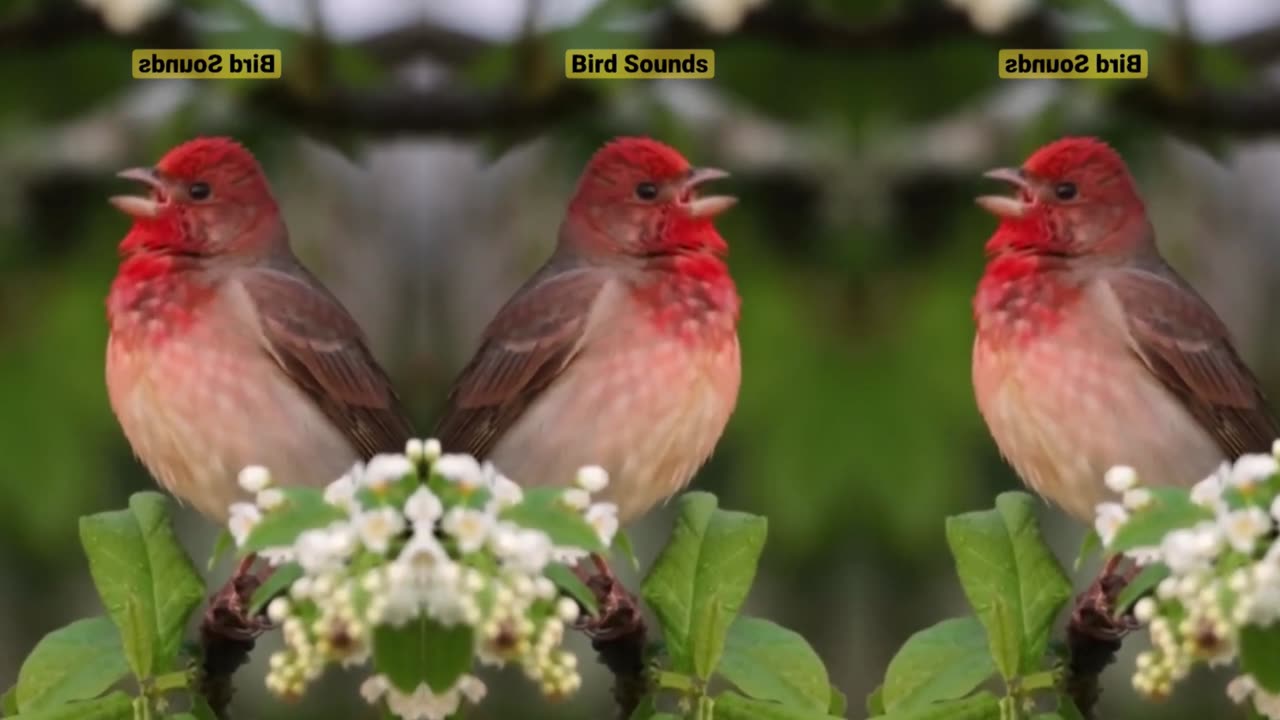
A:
[432, 266, 612, 459]
[240, 268, 416, 459]
[1109, 267, 1280, 457]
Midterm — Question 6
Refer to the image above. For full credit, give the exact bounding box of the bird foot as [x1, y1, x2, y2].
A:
[201, 555, 276, 646]
[1069, 554, 1141, 644]
[572, 554, 645, 643]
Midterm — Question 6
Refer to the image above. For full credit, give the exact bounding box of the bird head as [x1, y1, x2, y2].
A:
[977, 136, 1150, 259]
[111, 137, 281, 258]
[563, 137, 735, 259]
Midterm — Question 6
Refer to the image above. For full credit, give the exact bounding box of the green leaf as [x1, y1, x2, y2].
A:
[1113, 563, 1169, 617]
[544, 563, 598, 616]
[249, 563, 302, 616]
[7, 691, 132, 720]
[614, 529, 641, 572]
[714, 691, 841, 720]
[1073, 530, 1100, 571]
[1242, 621, 1280, 692]
[501, 488, 605, 553]
[828, 684, 847, 717]
[15, 617, 129, 712]
[870, 691, 1001, 720]
[641, 492, 768, 680]
[718, 616, 830, 711]
[881, 616, 995, 712]
[2, 685, 18, 715]
[1109, 488, 1213, 553]
[206, 530, 234, 572]
[78, 493, 206, 680]
[865, 685, 885, 716]
[240, 488, 346, 553]
[373, 617, 474, 694]
[944, 493, 1072, 680]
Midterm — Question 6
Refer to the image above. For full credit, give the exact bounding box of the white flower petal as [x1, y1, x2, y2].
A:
[1104, 465, 1138, 494]
[237, 465, 272, 493]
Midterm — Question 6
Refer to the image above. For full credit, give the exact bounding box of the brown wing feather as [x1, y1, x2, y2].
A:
[241, 268, 416, 459]
[1110, 267, 1280, 457]
[432, 267, 610, 459]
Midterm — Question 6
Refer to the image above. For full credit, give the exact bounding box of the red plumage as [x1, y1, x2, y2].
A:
[105, 137, 414, 520]
[432, 137, 741, 523]
[972, 137, 1279, 520]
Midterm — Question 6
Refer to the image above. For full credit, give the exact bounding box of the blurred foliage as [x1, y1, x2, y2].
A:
[0, 0, 1276, 718]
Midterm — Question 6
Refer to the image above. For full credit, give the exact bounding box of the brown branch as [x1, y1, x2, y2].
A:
[575, 556, 650, 719]
[198, 557, 273, 720]
[1064, 558, 1140, 720]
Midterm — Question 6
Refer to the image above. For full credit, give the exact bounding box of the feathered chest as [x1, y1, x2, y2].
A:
[973, 255, 1086, 347]
[107, 258, 219, 346]
[632, 261, 740, 348]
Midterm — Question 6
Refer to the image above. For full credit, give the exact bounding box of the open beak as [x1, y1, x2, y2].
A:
[975, 167, 1031, 219]
[681, 167, 736, 219]
[109, 167, 167, 218]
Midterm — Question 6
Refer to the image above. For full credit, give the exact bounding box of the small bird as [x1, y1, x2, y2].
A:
[433, 137, 741, 524]
[972, 136, 1280, 521]
[106, 137, 415, 521]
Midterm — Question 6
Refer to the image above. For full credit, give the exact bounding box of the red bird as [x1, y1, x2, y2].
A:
[106, 137, 415, 521]
[433, 137, 741, 524]
[972, 136, 1279, 520]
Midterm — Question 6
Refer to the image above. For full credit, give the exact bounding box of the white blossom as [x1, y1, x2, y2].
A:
[355, 508, 405, 554]
[945, 0, 1034, 34]
[487, 474, 523, 510]
[228, 502, 261, 546]
[1228, 675, 1256, 704]
[441, 508, 493, 554]
[1222, 507, 1272, 554]
[256, 487, 286, 511]
[435, 454, 484, 491]
[238, 465, 272, 493]
[561, 488, 591, 512]
[1105, 465, 1138, 494]
[676, 0, 766, 34]
[361, 675, 390, 704]
[1095, 502, 1128, 546]
[404, 487, 444, 528]
[586, 502, 620, 547]
[325, 471, 360, 513]
[1230, 454, 1279, 491]
[364, 454, 416, 492]
[575, 466, 610, 494]
[386, 683, 461, 720]
[1191, 472, 1227, 511]
[80, 0, 168, 34]
[1123, 487, 1153, 511]
[235, 445, 590, 717]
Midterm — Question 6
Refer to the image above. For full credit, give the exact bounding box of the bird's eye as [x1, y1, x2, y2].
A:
[635, 182, 659, 201]
[189, 181, 212, 201]
[1054, 182, 1077, 201]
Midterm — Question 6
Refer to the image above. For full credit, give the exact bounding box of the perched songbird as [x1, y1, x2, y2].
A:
[106, 137, 415, 521]
[433, 137, 741, 524]
[972, 136, 1280, 521]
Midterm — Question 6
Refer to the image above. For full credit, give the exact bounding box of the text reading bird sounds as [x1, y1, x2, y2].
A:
[565, 50, 715, 79]
[998, 49, 1148, 79]
[132, 50, 282, 79]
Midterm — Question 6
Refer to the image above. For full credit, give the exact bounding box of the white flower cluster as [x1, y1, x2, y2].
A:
[1094, 445, 1280, 716]
[944, 0, 1035, 34]
[676, 0, 767, 34]
[227, 441, 620, 720]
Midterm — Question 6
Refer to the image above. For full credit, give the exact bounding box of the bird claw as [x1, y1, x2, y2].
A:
[1069, 554, 1142, 644]
[202, 555, 276, 645]
[572, 554, 644, 643]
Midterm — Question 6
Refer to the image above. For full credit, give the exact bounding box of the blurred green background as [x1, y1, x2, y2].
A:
[4, 0, 1280, 717]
